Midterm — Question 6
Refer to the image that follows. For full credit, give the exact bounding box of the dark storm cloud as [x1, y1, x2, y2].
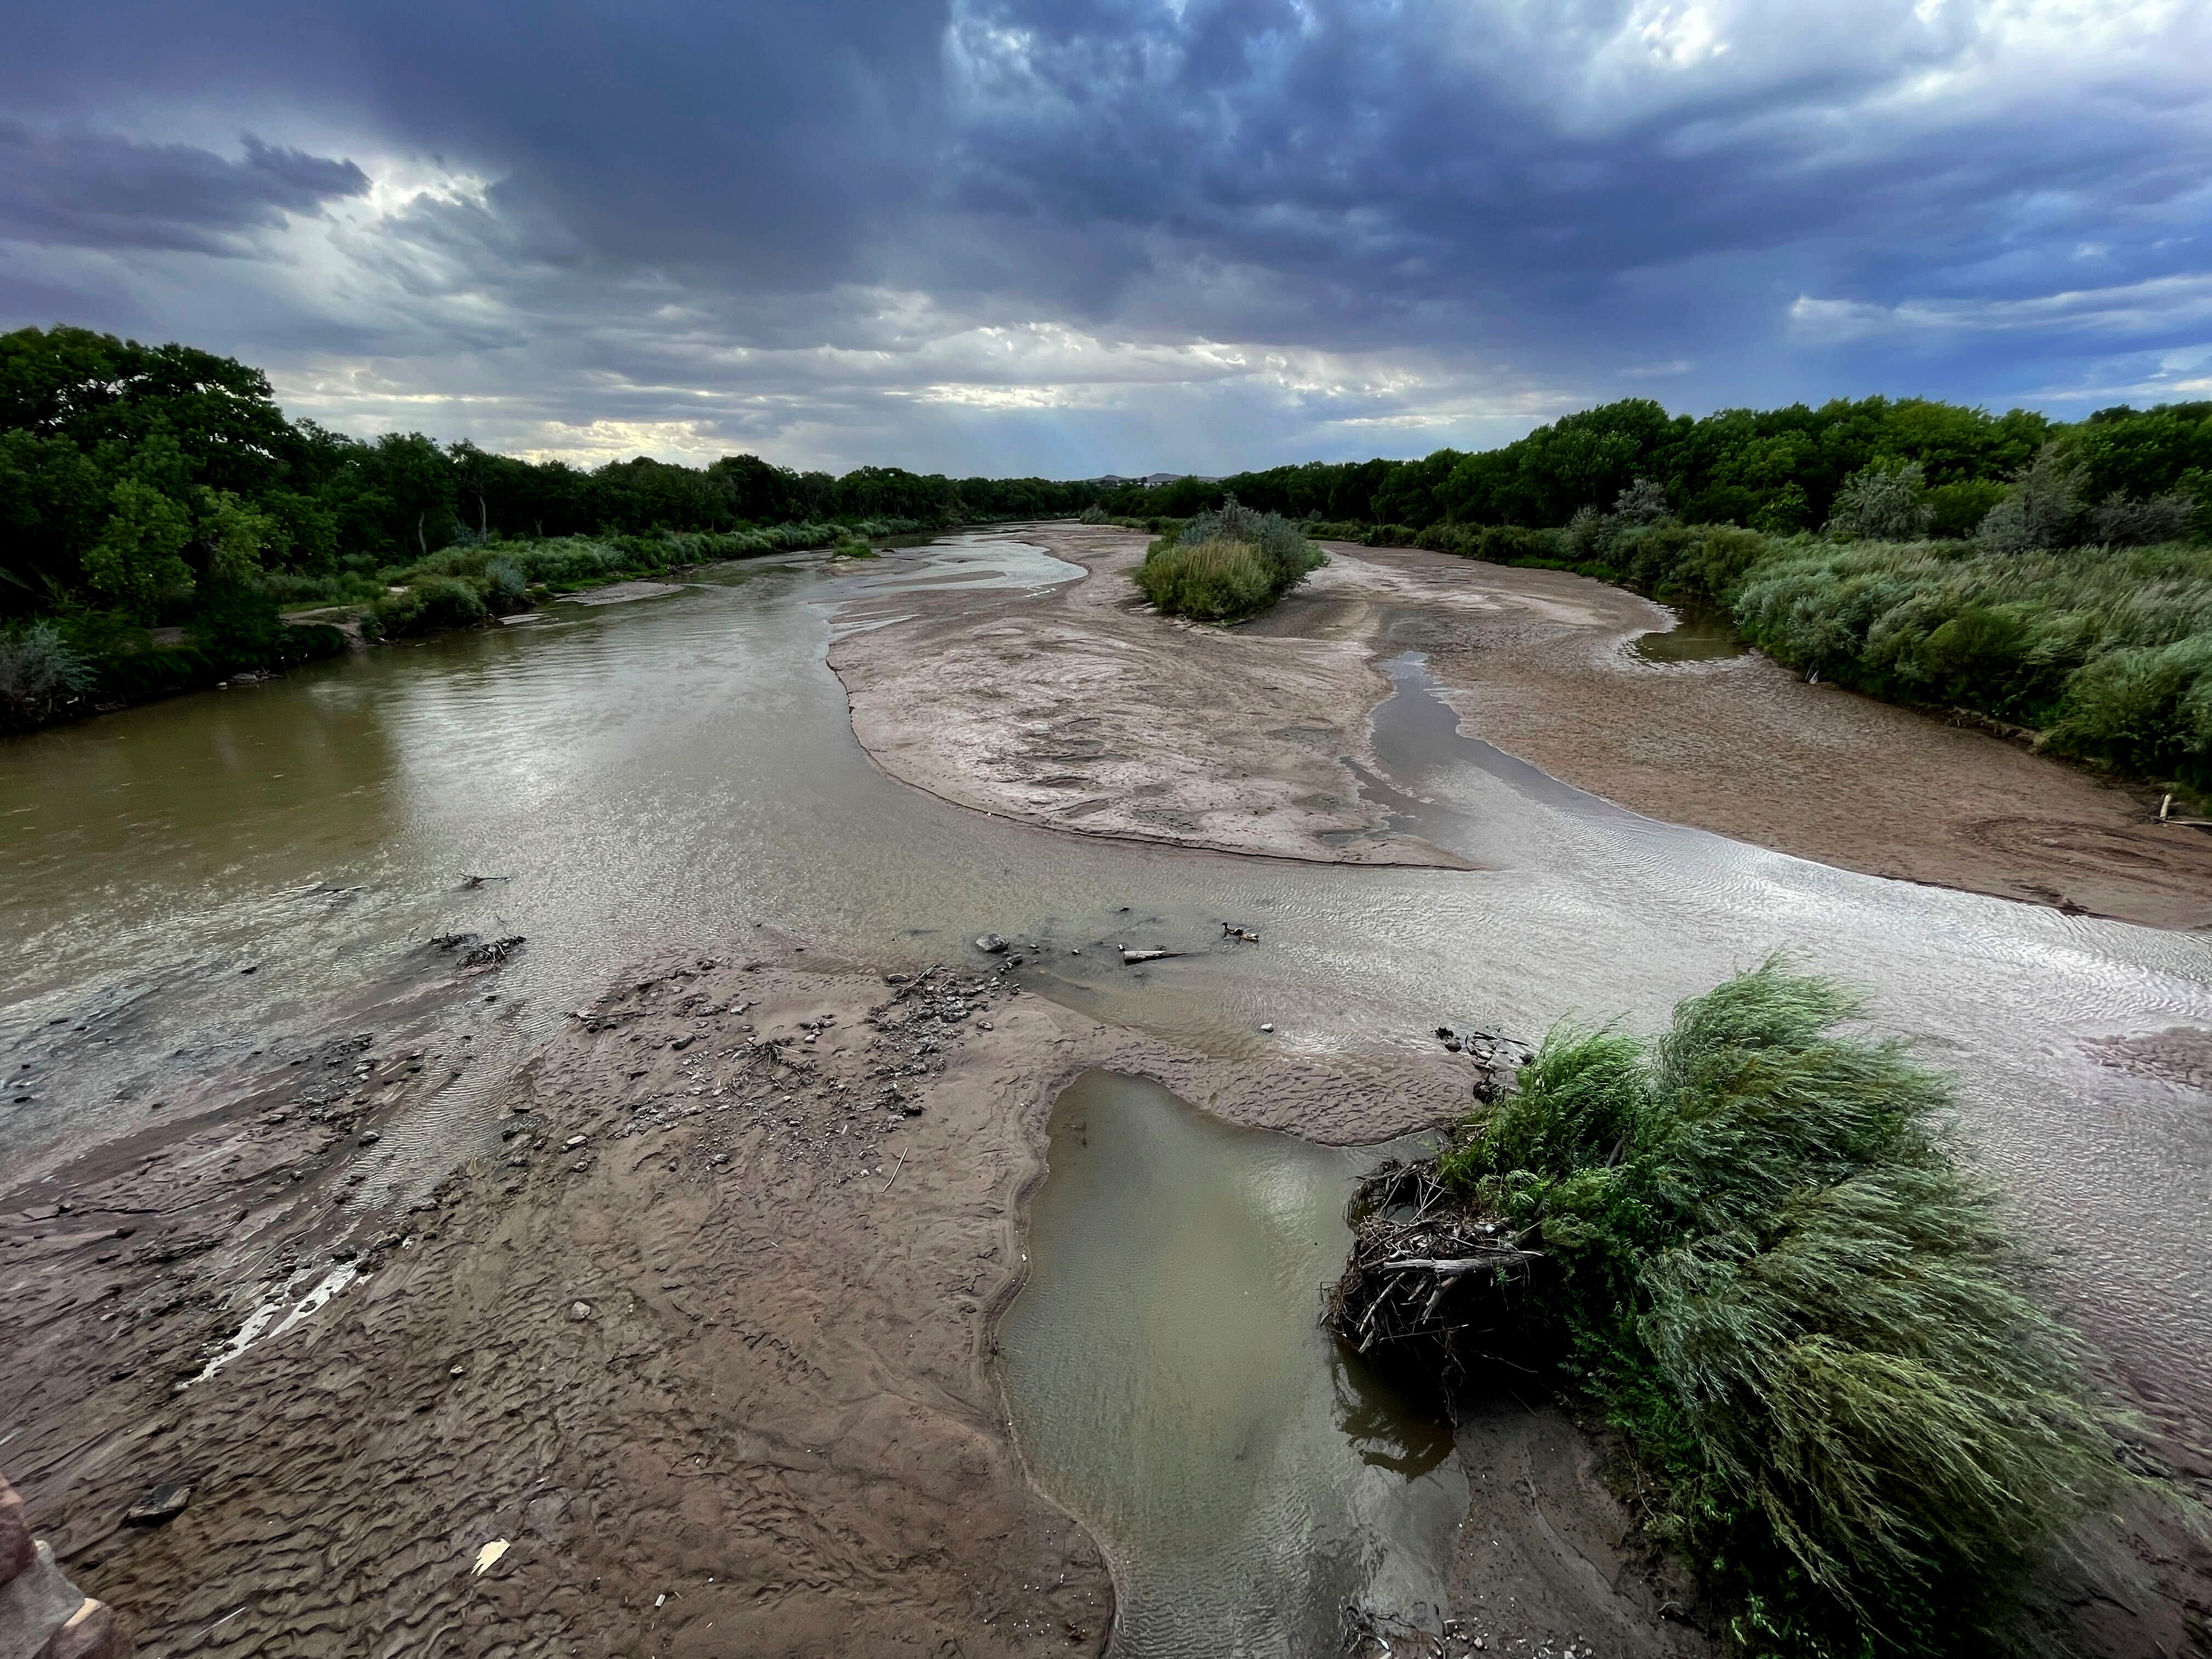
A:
[0, 127, 368, 256]
[0, 0, 2207, 472]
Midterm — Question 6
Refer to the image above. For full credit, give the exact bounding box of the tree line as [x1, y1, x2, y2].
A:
[1093, 394, 2211, 542]
[0, 325, 1104, 622]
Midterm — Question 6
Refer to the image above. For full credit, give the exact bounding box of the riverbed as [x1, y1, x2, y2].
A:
[4, 527, 2209, 1654]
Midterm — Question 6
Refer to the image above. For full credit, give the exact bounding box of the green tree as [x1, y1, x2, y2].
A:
[82, 478, 193, 618]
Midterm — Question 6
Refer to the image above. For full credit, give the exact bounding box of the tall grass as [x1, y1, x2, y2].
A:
[1434, 961, 2142, 1657]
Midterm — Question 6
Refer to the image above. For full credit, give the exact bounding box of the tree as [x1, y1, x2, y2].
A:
[82, 478, 192, 618]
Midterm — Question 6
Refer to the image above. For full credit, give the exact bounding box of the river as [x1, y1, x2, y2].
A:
[4, 529, 2208, 1650]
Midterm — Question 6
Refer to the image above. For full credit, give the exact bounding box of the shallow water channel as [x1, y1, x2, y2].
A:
[4, 529, 2210, 1648]
[1001, 1071, 1462, 1655]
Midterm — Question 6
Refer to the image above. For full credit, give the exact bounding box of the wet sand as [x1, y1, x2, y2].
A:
[10, 936, 1696, 1656]
[829, 527, 1470, 868]
[834, 524, 2212, 929]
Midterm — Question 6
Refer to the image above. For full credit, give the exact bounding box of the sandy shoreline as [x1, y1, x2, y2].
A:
[834, 524, 2212, 930]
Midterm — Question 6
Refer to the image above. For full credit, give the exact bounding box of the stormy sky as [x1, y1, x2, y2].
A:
[2, 1, 2207, 476]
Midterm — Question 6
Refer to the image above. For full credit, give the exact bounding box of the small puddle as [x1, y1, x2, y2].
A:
[1627, 606, 1747, 663]
[1000, 1070, 1463, 1657]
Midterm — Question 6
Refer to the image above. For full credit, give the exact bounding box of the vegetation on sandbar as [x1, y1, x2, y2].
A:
[1129, 496, 1324, 621]
[1327, 960, 2151, 1657]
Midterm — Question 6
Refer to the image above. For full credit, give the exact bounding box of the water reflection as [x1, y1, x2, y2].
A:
[1628, 605, 1748, 663]
[1330, 1346, 1457, 1479]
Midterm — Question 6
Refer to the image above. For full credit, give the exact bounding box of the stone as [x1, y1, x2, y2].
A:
[0, 1477, 33, 1583]
[1259, 1023, 1275, 1033]
[38, 1595, 129, 1659]
[357, 1131, 380, 1146]
[569, 1302, 592, 1321]
[121, 1482, 190, 1527]
[973, 934, 1008, 954]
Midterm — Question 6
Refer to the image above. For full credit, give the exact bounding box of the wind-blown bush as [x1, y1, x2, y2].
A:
[1435, 961, 2139, 1658]
[1133, 495, 1323, 620]
[2089, 489, 2198, 548]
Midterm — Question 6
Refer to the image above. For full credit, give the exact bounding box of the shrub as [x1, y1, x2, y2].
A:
[0, 620, 94, 727]
[1827, 461, 1933, 541]
[1133, 494, 1323, 620]
[2089, 490, 2198, 548]
[482, 559, 528, 611]
[1431, 961, 2141, 1658]
[1979, 444, 2087, 552]
[373, 576, 487, 638]
[1131, 534, 1277, 619]
[1926, 479, 2008, 539]
[1612, 477, 1671, 525]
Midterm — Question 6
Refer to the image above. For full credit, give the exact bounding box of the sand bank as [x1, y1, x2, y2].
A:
[833, 524, 2212, 929]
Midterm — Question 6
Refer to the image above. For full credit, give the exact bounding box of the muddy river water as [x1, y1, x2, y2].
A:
[4, 531, 2209, 1649]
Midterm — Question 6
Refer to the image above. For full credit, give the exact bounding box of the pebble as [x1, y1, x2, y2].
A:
[1260, 1023, 1274, 1033]
[569, 1301, 592, 1321]
[358, 1131, 380, 1145]
[563, 1134, 587, 1150]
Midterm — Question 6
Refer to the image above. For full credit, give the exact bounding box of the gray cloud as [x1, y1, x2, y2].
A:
[0, 0, 2207, 473]
[0, 127, 368, 255]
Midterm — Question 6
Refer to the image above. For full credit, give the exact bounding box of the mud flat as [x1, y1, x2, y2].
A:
[10, 935, 1604, 1656]
[834, 524, 2212, 929]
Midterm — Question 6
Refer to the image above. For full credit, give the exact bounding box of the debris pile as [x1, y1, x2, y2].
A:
[1321, 1157, 1543, 1408]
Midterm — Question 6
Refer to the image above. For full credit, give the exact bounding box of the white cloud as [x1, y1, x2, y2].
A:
[1788, 273, 2212, 342]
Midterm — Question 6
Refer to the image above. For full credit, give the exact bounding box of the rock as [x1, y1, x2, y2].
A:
[121, 1482, 190, 1527]
[569, 1302, 592, 1321]
[671, 1035, 693, 1051]
[41, 1594, 129, 1659]
[1260, 1023, 1276, 1034]
[357, 1131, 380, 1146]
[1444, 1037, 1463, 1053]
[563, 1135, 587, 1150]
[974, 934, 1009, 955]
[1, 1476, 34, 1583]
[1121, 949, 1172, 964]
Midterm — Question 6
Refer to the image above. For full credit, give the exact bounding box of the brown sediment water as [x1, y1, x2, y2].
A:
[3, 528, 2210, 1645]
[999, 1071, 1463, 1656]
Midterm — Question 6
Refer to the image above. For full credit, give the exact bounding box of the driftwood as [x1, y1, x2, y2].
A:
[1322, 1156, 1542, 1408]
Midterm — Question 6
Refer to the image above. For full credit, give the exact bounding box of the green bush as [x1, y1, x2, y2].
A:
[0, 620, 95, 727]
[1435, 961, 2141, 1658]
[1132, 495, 1324, 620]
[1132, 534, 1277, 619]
[373, 575, 487, 638]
